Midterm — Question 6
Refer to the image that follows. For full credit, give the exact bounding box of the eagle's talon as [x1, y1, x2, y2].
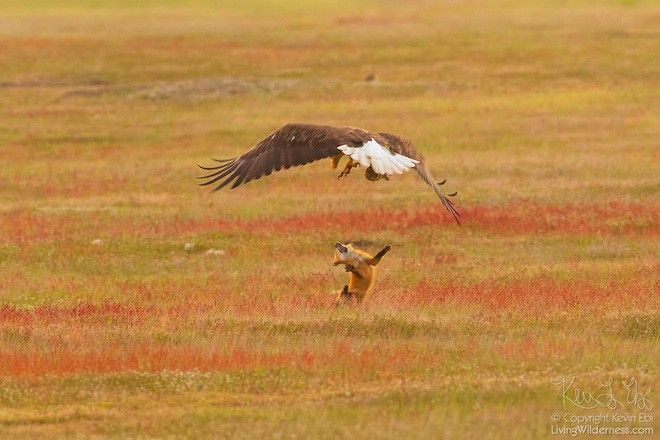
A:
[337, 159, 358, 179]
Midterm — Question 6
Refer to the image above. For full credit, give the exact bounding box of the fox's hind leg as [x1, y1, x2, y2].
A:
[335, 285, 360, 307]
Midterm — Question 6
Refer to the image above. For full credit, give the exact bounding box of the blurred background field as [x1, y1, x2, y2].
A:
[0, 0, 658, 438]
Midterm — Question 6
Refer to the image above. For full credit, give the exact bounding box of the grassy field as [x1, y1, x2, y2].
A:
[0, 0, 658, 438]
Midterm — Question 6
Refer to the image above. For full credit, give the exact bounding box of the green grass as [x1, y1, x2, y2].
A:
[0, 0, 658, 438]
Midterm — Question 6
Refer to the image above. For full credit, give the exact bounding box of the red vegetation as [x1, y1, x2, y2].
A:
[132, 201, 658, 237]
[0, 272, 654, 326]
[243, 202, 657, 236]
[0, 302, 152, 326]
[0, 271, 654, 377]
[496, 337, 597, 361]
[0, 340, 441, 377]
[0, 346, 318, 377]
[376, 274, 657, 312]
[2, 202, 656, 245]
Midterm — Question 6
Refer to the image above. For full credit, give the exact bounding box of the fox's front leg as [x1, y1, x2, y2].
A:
[344, 264, 364, 278]
[367, 244, 392, 266]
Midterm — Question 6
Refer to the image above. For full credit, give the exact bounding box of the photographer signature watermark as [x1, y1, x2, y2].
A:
[549, 377, 654, 437]
[552, 376, 653, 411]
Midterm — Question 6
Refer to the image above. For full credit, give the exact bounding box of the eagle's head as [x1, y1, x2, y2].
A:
[334, 242, 360, 266]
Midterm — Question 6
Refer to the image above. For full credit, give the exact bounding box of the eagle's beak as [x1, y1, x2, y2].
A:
[335, 242, 347, 253]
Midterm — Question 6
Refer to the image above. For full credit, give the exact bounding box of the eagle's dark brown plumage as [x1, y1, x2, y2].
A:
[199, 123, 460, 223]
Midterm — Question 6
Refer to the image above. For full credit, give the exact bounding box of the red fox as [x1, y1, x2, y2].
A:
[333, 242, 392, 305]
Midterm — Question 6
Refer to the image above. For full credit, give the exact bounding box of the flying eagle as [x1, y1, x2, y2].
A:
[199, 123, 460, 223]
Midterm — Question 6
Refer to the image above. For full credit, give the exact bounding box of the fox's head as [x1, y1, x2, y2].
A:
[334, 242, 360, 266]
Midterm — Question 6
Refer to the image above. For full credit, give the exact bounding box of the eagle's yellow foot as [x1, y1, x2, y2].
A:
[337, 160, 359, 179]
[331, 154, 343, 171]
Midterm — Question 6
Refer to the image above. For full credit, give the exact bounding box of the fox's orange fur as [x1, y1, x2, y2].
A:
[333, 242, 391, 305]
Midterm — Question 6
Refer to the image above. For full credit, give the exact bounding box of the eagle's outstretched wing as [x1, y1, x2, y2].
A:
[379, 132, 461, 224]
[199, 123, 460, 224]
[198, 124, 374, 190]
